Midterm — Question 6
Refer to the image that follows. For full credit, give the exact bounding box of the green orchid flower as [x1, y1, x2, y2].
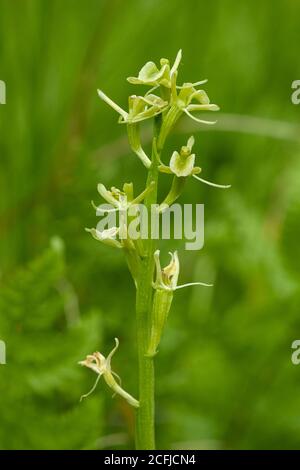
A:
[147, 250, 212, 357]
[157, 82, 220, 151]
[127, 49, 182, 88]
[153, 250, 212, 292]
[86, 182, 155, 267]
[121, 94, 168, 124]
[94, 181, 155, 212]
[97, 90, 167, 125]
[97, 90, 168, 167]
[159, 136, 200, 177]
[176, 82, 219, 123]
[79, 338, 139, 408]
[159, 135, 230, 188]
[85, 226, 122, 249]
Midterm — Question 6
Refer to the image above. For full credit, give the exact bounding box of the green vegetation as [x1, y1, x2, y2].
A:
[0, 0, 300, 450]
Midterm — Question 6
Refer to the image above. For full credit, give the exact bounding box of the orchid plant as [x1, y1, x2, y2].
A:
[79, 50, 230, 450]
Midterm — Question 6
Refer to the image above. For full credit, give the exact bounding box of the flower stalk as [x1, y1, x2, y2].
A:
[80, 50, 230, 450]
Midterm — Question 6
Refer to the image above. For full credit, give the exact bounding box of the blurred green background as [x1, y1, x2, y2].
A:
[0, 0, 300, 450]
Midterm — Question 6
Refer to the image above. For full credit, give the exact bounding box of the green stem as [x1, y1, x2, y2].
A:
[135, 263, 156, 449]
[135, 117, 161, 450]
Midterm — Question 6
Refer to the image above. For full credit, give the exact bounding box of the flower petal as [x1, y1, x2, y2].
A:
[85, 227, 123, 249]
[127, 61, 167, 86]
[163, 251, 180, 290]
[184, 108, 217, 125]
[97, 183, 120, 206]
[170, 49, 182, 76]
[193, 174, 231, 188]
[97, 89, 128, 120]
[169, 150, 195, 177]
[187, 103, 220, 112]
